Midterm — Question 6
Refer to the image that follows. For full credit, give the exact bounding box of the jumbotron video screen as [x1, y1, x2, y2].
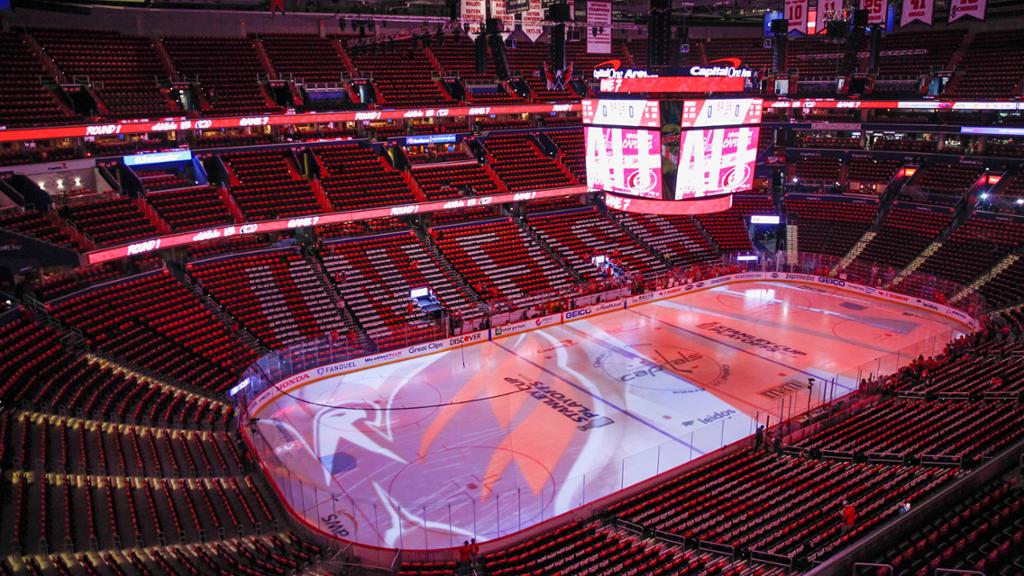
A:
[583, 98, 763, 209]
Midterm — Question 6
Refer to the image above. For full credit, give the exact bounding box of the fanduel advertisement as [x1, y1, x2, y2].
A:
[585, 127, 663, 199]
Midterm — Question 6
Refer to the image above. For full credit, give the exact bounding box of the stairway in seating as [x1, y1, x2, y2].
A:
[832, 231, 876, 275]
[606, 211, 675, 268]
[833, 178, 904, 274]
[888, 201, 969, 288]
[951, 253, 1022, 305]
[410, 224, 490, 311]
[889, 241, 942, 287]
[302, 249, 371, 347]
[513, 214, 585, 282]
[168, 262, 269, 356]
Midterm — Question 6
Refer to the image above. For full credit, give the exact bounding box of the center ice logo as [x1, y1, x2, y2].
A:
[595, 344, 727, 393]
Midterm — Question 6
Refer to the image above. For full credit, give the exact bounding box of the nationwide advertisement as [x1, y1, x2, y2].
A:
[585, 127, 662, 199]
[675, 127, 760, 199]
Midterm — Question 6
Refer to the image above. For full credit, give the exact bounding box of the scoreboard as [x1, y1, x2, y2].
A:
[583, 97, 763, 212]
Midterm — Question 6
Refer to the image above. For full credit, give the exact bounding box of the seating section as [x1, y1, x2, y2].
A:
[793, 157, 842, 184]
[949, 30, 1024, 97]
[320, 232, 480, 348]
[0, 32, 78, 126]
[0, 310, 229, 427]
[411, 161, 503, 199]
[1, 430, 301, 565]
[63, 196, 161, 246]
[614, 212, 719, 268]
[258, 34, 346, 84]
[783, 197, 878, 257]
[696, 196, 773, 253]
[910, 163, 982, 197]
[312, 142, 419, 210]
[609, 449, 956, 564]
[187, 249, 353, 349]
[546, 128, 586, 182]
[0, 209, 83, 250]
[918, 214, 1024, 288]
[791, 397, 1024, 464]
[886, 332, 1024, 398]
[847, 158, 901, 186]
[162, 37, 282, 115]
[146, 185, 235, 231]
[872, 477, 1023, 575]
[33, 29, 175, 118]
[877, 29, 965, 81]
[135, 168, 194, 192]
[703, 38, 772, 72]
[349, 40, 452, 107]
[528, 208, 667, 279]
[485, 133, 577, 191]
[856, 204, 952, 269]
[431, 218, 578, 308]
[48, 270, 259, 394]
[430, 36, 497, 84]
[38, 263, 129, 301]
[980, 254, 1024, 310]
[222, 150, 322, 220]
[6, 411, 246, 478]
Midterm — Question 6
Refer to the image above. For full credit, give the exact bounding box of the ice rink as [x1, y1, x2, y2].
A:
[250, 281, 965, 549]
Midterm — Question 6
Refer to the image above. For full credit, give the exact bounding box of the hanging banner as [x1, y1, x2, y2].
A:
[785, 0, 809, 33]
[949, 0, 986, 21]
[860, 0, 886, 24]
[815, 0, 842, 34]
[586, 1, 612, 54]
[900, 0, 933, 26]
[461, 0, 548, 40]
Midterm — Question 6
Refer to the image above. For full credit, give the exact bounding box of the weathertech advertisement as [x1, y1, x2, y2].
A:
[585, 127, 663, 199]
[675, 127, 760, 199]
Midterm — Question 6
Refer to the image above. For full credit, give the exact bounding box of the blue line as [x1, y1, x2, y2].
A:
[490, 340, 704, 455]
[628, 308, 855, 392]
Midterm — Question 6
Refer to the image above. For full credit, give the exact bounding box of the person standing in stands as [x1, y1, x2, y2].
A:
[457, 540, 471, 574]
[469, 538, 480, 571]
[839, 500, 857, 535]
[754, 425, 765, 451]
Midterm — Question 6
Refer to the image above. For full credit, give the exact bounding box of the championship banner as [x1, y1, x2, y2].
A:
[785, 0, 809, 33]
[860, 0, 886, 24]
[586, 1, 612, 54]
[461, 0, 549, 40]
[815, 0, 842, 34]
[901, 0, 933, 26]
[949, 0, 986, 22]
